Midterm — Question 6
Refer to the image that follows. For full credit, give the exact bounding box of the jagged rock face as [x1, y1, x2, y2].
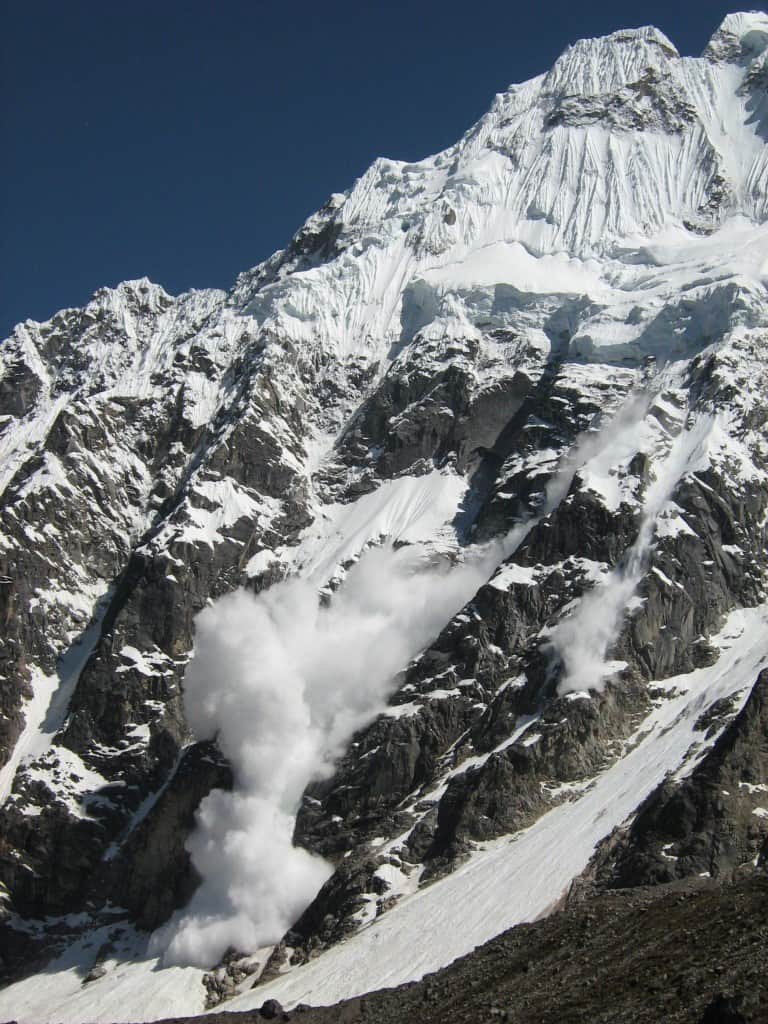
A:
[588, 668, 768, 888]
[107, 742, 234, 932]
[1, 11, 768, 1024]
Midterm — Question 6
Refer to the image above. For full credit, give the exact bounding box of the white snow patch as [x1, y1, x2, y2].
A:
[293, 469, 468, 585]
[0, 592, 110, 805]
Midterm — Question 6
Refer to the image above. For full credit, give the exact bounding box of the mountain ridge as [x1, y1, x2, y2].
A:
[0, 11, 767, 1022]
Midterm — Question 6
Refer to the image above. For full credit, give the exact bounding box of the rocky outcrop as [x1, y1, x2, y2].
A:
[587, 670, 768, 889]
[106, 742, 233, 931]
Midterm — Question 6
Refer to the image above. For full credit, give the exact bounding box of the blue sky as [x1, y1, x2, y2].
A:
[1, 1, 756, 336]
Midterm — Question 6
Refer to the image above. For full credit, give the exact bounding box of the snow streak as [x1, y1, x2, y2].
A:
[551, 414, 714, 694]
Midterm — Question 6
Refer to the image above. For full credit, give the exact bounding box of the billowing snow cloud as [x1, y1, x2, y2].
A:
[153, 541, 500, 968]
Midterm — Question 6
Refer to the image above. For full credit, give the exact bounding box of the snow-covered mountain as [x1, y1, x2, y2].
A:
[1, 11, 767, 1022]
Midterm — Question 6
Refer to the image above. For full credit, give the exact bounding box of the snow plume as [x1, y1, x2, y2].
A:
[152, 541, 498, 969]
[542, 392, 653, 513]
[551, 414, 714, 695]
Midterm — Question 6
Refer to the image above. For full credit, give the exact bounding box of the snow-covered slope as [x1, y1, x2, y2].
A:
[0, 11, 767, 1024]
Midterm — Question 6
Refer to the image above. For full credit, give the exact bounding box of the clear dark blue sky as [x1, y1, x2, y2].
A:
[1, 0, 758, 336]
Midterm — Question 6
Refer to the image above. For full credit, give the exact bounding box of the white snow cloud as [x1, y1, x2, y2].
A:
[153, 541, 500, 968]
[542, 391, 652, 513]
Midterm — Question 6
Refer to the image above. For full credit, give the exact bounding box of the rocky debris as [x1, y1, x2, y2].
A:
[203, 951, 263, 1009]
[83, 964, 107, 984]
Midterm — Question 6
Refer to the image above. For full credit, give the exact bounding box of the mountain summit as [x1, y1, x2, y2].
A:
[0, 13, 767, 1023]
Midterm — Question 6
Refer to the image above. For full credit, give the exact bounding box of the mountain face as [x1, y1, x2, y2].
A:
[1, 11, 768, 1022]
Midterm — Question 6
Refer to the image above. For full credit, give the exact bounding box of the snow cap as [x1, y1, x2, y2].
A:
[543, 24, 678, 97]
[703, 11, 768, 63]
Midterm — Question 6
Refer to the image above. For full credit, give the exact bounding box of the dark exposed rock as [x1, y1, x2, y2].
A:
[545, 67, 698, 134]
[336, 343, 531, 481]
[0, 357, 41, 417]
[698, 994, 747, 1024]
[587, 670, 768, 890]
[289, 400, 768, 950]
[259, 997, 285, 1019]
[105, 742, 233, 930]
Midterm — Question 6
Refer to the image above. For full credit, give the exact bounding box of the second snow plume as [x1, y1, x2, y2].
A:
[153, 542, 495, 968]
[551, 414, 714, 695]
